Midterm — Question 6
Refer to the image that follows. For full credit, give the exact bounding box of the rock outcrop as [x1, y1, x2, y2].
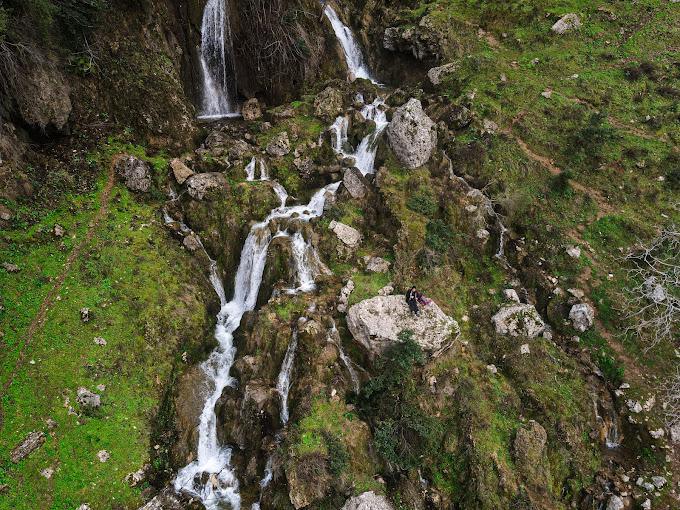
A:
[329, 220, 362, 249]
[427, 62, 459, 86]
[241, 98, 263, 121]
[16, 63, 72, 132]
[492, 304, 546, 338]
[265, 131, 291, 157]
[115, 155, 152, 193]
[551, 14, 581, 35]
[170, 158, 194, 185]
[342, 491, 394, 510]
[186, 173, 229, 200]
[343, 167, 371, 199]
[314, 87, 344, 120]
[569, 303, 594, 332]
[347, 295, 458, 357]
[387, 99, 437, 169]
[11, 431, 45, 463]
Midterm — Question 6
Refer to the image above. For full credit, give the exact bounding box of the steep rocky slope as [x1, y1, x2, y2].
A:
[0, 1, 678, 510]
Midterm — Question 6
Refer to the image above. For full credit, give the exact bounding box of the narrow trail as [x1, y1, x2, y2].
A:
[0, 158, 117, 423]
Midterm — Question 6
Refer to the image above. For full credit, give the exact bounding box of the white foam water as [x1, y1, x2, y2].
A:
[276, 329, 299, 425]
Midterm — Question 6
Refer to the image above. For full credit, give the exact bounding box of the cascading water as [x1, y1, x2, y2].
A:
[327, 320, 360, 393]
[198, 0, 239, 119]
[323, 4, 377, 84]
[276, 328, 299, 425]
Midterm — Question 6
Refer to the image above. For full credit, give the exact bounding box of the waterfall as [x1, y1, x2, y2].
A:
[198, 0, 239, 119]
[245, 158, 257, 181]
[327, 321, 359, 392]
[276, 329, 299, 425]
[329, 97, 388, 176]
[323, 4, 377, 84]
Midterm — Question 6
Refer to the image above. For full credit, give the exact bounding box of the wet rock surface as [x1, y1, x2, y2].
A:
[115, 155, 152, 193]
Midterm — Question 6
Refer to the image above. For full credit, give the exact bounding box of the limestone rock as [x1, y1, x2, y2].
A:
[182, 233, 202, 252]
[136, 487, 202, 510]
[115, 155, 152, 193]
[265, 131, 291, 157]
[342, 491, 394, 510]
[314, 87, 344, 120]
[186, 172, 228, 200]
[16, 63, 72, 131]
[569, 303, 594, 332]
[364, 256, 390, 273]
[492, 304, 546, 338]
[566, 245, 581, 258]
[606, 495, 624, 510]
[97, 450, 110, 463]
[170, 158, 193, 185]
[80, 308, 91, 322]
[241, 98, 262, 121]
[447, 105, 473, 130]
[383, 21, 442, 61]
[329, 220, 362, 248]
[11, 431, 45, 463]
[53, 224, 65, 237]
[503, 289, 520, 303]
[0, 204, 12, 221]
[387, 98, 437, 169]
[343, 167, 371, 199]
[76, 387, 101, 411]
[427, 62, 459, 86]
[2, 262, 20, 273]
[347, 295, 459, 357]
[552, 14, 581, 35]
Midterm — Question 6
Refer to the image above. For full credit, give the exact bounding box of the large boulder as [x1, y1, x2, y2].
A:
[329, 220, 362, 248]
[265, 131, 291, 157]
[241, 98, 262, 121]
[343, 167, 371, 199]
[427, 62, 459, 86]
[513, 420, 549, 488]
[16, 63, 71, 131]
[347, 295, 458, 357]
[115, 155, 152, 193]
[569, 303, 594, 332]
[342, 491, 394, 510]
[186, 172, 228, 200]
[492, 304, 546, 338]
[387, 99, 437, 169]
[170, 158, 194, 185]
[314, 87, 344, 120]
[551, 13, 581, 35]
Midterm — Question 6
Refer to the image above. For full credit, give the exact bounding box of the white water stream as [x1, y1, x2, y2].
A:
[276, 328, 299, 425]
[199, 0, 239, 119]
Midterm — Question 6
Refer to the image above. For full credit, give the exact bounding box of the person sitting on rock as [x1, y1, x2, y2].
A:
[406, 286, 420, 316]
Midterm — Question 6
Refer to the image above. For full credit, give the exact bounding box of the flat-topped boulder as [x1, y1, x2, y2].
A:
[347, 295, 458, 358]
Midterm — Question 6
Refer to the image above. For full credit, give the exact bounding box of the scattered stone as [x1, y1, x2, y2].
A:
[641, 499, 651, 510]
[93, 336, 107, 346]
[643, 395, 655, 411]
[503, 289, 520, 303]
[482, 118, 498, 134]
[649, 428, 665, 439]
[2, 262, 20, 273]
[76, 387, 101, 411]
[476, 228, 490, 244]
[96, 384, 106, 392]
[364, 256, 390, 273]
[644, 277, 666, 303]
[241, 98, 262, 121]
[626, 400, 642, 414]
[186, 172, 228, 200]
[377, 284, 394, 296]
[427, 62, 459, 86]
[337, 279, 355, 313]
[569, 303, 594, 332]
[76, 505, 91, 510]
[53, 224, 65, 237]
[0, 204, 12, 221]
[566, 246, 581, 258]
[80, 308, 91, 322]
[651, 476, 666, 489]
[520, 343, 530, 355]
[329, 220, 362, 248]
[114, 155, 152, 193]
[486, 364, 498, 374]
[567, 288, 585, 299]
[343, 167, 371, 199]
[347, 295, 459, 358]
[551, 13, 581, 35]
[41, 467, 55, 479]
[447, 104, 473, 130]
[543, 330, 553, 341]
[541, 89, 553, 99]
[314, 87, 344, 120]
[125, 464, 149, 487]
[170, 158, 193, 185]
[97, 450, 110, 463]
[492, 304, 546, 338]
[11, 431, 45, 463]
[46, 418, 58, 430]
[265, 131, 291, 157]
[606, 495, 624, 510]
[387, 98, 437, 169]
[341, 491, 394, 510]
[182, 233, 202, 252]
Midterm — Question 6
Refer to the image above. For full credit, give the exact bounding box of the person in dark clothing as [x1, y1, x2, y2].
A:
[406, 286, 420, 316]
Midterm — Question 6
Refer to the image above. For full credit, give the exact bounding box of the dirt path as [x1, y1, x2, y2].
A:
[0, 159, 118, 421]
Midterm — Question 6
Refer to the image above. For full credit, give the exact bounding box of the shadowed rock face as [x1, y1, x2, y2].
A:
[347, 295, 458, 358]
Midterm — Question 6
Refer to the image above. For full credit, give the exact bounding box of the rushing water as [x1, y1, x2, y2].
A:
[323, 5, 377, 83]
[327, 320, 360, 392]
[199, 0, 239, 119]
[276, 328, 299, 425]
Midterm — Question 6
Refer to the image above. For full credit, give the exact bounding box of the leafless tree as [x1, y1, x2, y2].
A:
[623, 225, 679, 351]
[662, 367, 680, 431]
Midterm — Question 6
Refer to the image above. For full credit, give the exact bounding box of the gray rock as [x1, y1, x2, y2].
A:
[503, 289, 520, 303]
[387, 98, 437, 169]
[136, 487, 197, 510]
[16, 63, 72, 131]
[53, 224, 65, 237]
[566, 245, 581, 258]
[97, 450, 110, 463]
[651, 476, 666, 488]
[606, 495, 624, 510]
[0, 204, 12, 221]
[569, 303, 594, 332]
[347, 295, 459, 358]
[115, 155, 152, 193]
[492, 304, 546, 338]
[427, 62, 459, 86]
[513, 420, 548, 485]
[448, 105, 473, 130]
[342, 491, 394, 510]
[329, 220, 362, 248]
[241, 98, 262, 121]
[79, 307, 91, 322]
[182, 233, 202, 252]
[265, 131, 291, 157]
[2, 262, 20, 273]
[314, 87, 344, 120]
[364, 256, 390, 273]
[343, 167, 370, 199]
[482, 118, 499, 134]
[170, 158, 193, 185]
[383, 20, 441, 60]
[551, 13, 581, 35]
[10, 431, 45, 463]
[186, 172, 228, 200]
[76, 387, 101, 411]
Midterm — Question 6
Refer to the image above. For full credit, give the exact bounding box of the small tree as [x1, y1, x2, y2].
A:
[623, 226, 679, 350]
